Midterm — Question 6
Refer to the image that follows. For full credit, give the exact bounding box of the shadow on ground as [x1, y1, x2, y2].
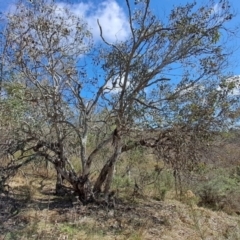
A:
[0, 186, 75, 236]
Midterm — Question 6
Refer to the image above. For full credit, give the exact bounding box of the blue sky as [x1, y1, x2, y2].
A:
[0, 0, 240, 76]
[156, 0, 240, 75]
[152, 0, 240, 76]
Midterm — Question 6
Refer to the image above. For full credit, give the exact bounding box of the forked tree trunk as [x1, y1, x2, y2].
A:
[72, 174, 90, 204]
[54, 163, 92, 204]
[54, 142, 121, 204]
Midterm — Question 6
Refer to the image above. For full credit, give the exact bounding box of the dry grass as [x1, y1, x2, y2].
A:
[0, 171, 240, 240]
[1, 162, 240, 240]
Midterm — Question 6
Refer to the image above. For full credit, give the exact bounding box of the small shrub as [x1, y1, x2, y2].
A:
[112, 175, 133, 189]
[182, 190, 199, 206]
[198, 185, 221, 209]
[197, 171, 240, 213]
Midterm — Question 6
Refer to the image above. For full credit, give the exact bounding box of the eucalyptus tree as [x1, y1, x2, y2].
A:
[3, 0, 238, 203]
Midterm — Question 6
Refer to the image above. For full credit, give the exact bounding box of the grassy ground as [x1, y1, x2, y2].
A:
[1, 168, 240, 240]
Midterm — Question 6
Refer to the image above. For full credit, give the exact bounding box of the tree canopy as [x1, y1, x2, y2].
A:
[0, 0, 239, 204]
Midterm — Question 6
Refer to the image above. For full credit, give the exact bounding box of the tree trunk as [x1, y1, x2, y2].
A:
[55, 159, 66, 195]
[55, 169, 65, 195]
[93, 144, 121, 196]
[53, 142, 121, 204]
[54, 164, 91, 204]
[104, 163, 115, 197]
[73, 175, 90, 204]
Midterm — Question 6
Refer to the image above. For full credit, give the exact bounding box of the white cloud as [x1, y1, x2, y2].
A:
[87, 1, 130, 42]
[210, 2, 228, 24]
[4, 0, 130, 43]
[104, 75, 130, 94]
[57, 0, 130, 43]
[212, 3, 221, 15]
[218, 75, 240, 96]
